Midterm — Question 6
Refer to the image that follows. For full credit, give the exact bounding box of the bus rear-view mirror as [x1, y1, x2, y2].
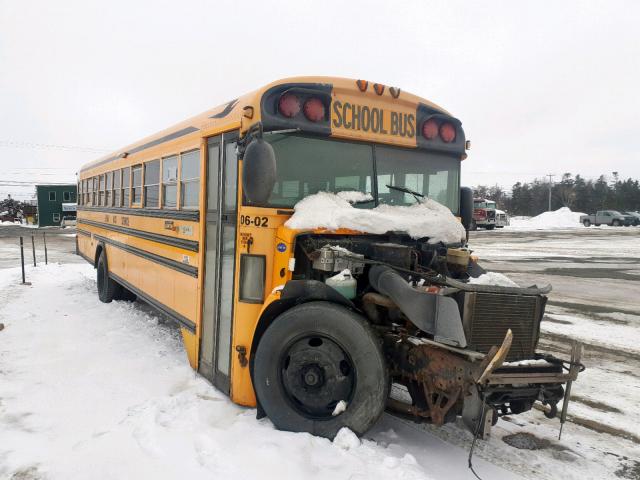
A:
[459, 186, 473, 231]
[243, 137, 276, 205]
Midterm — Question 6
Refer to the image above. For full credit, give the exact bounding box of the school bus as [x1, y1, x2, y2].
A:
[77, 76, 581, 439]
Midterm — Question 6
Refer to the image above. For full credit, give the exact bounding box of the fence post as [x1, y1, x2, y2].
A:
[43, 232, 48, 265]
[20, 237, 26, 284]
[31, 235, 37, 266]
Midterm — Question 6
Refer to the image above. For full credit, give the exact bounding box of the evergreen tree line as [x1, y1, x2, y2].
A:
[473, 173, 640, 217]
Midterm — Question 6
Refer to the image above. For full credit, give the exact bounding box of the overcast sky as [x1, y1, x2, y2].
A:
[1, 0, 639, 200]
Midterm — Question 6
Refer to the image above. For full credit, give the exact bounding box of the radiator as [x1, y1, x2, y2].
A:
[461, 292, 544, 361]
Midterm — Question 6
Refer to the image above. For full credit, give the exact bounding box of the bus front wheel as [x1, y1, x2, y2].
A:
[253, 301, 388, 439]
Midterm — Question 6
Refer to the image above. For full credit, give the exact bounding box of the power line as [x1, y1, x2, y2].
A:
[0, 140, 112, 154]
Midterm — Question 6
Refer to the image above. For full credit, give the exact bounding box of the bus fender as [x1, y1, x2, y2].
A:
[94, 241, 106, 268]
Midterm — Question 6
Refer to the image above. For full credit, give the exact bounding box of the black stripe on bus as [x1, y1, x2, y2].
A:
[77, 228, 92, 238]
[108, 271, 196, 333]
[209, 99, 238, 119]
[80, 125, 199, 172]
[77, 206, 199, 222]
[78, 219, 199, 252]
[94, 234, 198, 278]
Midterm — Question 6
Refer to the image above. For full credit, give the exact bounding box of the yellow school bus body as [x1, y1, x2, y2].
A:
[77, 76, 462, 408]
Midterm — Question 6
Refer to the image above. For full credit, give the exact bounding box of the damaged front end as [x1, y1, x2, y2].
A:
[295, 233, 583, 437]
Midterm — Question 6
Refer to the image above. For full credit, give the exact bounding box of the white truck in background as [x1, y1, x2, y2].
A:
[580, 210, 634, 227]
[495, 209, 510, 228]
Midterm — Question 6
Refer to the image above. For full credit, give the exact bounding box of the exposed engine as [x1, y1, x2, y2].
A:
[287, 232, 582, 437]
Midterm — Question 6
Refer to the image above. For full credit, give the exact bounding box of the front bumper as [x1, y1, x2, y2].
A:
[386, 332, 583, 438]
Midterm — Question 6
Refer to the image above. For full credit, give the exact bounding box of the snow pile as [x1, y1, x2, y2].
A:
[285, 191, 466, 244]
[469, 272, 519, 287]
[508, 207, 585, 230]
[0, 263, 434, 480]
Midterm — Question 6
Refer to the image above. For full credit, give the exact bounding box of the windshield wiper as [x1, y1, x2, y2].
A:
[386, 184, 424, 203]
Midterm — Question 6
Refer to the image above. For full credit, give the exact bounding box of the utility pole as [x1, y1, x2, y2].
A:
[547, 174, 555, 211]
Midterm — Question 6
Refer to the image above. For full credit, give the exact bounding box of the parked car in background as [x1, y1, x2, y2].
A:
[580, 210, 634, 227]
[495, 209, 510, 228]
[623, 211, 640, 226]
[472, 198, 497, 230]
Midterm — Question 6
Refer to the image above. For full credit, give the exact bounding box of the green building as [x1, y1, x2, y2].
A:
[35, 184, 77, 227]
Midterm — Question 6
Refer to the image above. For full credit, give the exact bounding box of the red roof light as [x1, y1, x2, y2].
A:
[303, 98, 325, 122]
[421, 119, 439, 140]
[278, 93, 301, 118]
[439, 122, 456, 143]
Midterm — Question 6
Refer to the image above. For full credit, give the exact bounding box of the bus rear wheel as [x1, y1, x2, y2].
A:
[96, 250, 122, 303]
[253, 301, 388, 439]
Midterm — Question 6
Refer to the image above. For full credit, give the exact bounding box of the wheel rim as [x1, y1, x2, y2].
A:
[280, 334, 355, 419]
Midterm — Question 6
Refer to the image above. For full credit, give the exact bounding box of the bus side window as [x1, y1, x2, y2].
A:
[106, 171, 113, 207]
[162, 155, 178, 208]
[114, 169, 121, 207]
[122, 168, 130, 207]
[132, 165, 142, 205]
[144, 160, 160, 208]
[180, 150, 200, 209]
[99, 174, 105, 206]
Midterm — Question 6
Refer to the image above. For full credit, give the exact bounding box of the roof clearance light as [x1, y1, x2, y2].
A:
[278, 93, 301, 118]
[303, 98, 325, 122]
[439, 122, 456, 143]
[421, 119, 439, 140]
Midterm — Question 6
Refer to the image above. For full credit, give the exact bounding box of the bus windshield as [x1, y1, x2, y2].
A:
[263, 134, 460, 213]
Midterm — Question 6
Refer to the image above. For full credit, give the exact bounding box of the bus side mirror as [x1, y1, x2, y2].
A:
[242, 137, 276, 205]
[459, 186, 473, 231]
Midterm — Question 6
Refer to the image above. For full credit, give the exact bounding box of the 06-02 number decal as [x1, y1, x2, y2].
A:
[240, 215, 269, 227]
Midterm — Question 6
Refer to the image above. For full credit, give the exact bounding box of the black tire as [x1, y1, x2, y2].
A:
[486, 225, 495, 230]
[583, 220, 591, 227]
[612, 219, 621, 227]
[253, 301, 388, 439]
[97, 250, 122, 303]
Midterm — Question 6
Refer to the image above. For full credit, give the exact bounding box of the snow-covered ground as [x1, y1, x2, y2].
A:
[468, 228, 640, 479]
[0, 262, 517, 480]
[2, 231, 639, 480]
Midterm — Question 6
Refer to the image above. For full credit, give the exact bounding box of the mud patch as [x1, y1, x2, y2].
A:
[572, 395, 623, 414]
[502, 432, 565, 451]
[547, 300, 640, 317]
[10, 466, 44, 480]
[543, 267, 639, 281]
[542, 315, 573, 325]
[616, 459, 640, 480]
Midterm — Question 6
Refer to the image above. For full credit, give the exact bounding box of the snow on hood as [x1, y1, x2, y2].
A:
[284, 191, 467, 244]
